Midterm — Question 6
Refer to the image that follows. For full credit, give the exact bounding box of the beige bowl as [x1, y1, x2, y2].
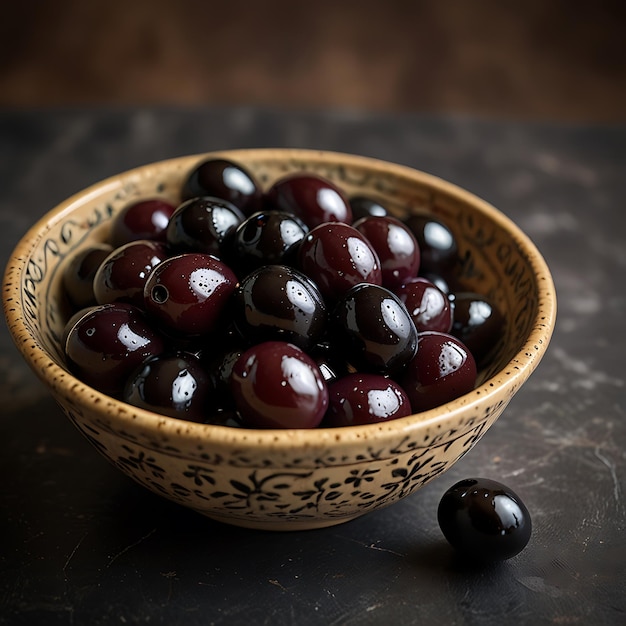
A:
[3, 149, 556, 530]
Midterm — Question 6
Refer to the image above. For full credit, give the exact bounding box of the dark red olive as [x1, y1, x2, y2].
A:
[143, 253, 238, 336]
[298, 222, 382, 302]
[181, 158, 263, 215]
[230, 341, 329, 429]
[93, 240, 168, 308]
[333, 283, 418, 375]
[266, 173, 352, 227]
[110, 198, 176, 247]
[353, 215, 420, 289]
[395, 277, 453, 332]
[324, 373, 412, 427]
[64, 303, 165, 395]
[400, 331, 476, 412]
[438, 478, 532, 561]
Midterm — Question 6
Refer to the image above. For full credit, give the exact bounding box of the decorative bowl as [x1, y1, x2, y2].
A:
[3, 149, 556, 530]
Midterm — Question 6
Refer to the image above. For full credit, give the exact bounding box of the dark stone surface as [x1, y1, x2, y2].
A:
[1, 108, 625, 625]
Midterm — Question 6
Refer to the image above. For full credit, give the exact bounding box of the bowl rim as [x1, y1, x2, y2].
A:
[3, 148, 557, 454]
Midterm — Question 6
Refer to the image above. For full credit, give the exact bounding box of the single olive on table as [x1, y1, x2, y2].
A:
[62, 159, 505, 430]
[438, 477, 532, 561]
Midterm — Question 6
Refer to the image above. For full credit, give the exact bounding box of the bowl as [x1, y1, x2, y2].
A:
[3, 149, 556, 531]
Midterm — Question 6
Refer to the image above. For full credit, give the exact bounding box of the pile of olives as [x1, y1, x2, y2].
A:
[62, 157, 504, 430]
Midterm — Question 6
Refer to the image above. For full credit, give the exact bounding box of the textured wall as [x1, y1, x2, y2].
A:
[1, 1, 625, 120]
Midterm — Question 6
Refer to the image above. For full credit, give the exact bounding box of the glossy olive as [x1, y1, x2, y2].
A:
[110, 198, 176, 247]
[353, 215, 420, 289]
[232, 264, 327, 350]
[349, 195, 388, 220]
[324, 373, 412, 427]
[404, 212, 458, 273]
[298, 222, 382, 302]
[93, 240, 168, 308]
[400, 331, 476, 412]
[166, 196, 244, 258]
[181, 158, 263, 215]
[395, 276, 453, 332]
[228, 210, 308, 277]
[266, 173, 352, 227]
[333, 283, 418, 374]
[230, 341, 329, 429]
[450, 292, 505, 366]
[123, 352, 214, 422]
[143, 253, 238, 336]
[438, 478, 532, 561]
[64, 303, 165, 396]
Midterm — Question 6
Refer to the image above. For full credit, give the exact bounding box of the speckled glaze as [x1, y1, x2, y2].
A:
[2, 149, 556, 530]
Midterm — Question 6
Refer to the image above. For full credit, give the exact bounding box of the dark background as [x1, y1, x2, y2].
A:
[1, 0, 625, 121]
[2, 2, 626, 624]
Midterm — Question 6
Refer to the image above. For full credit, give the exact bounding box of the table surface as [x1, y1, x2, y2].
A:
[1, 108, 624, 625]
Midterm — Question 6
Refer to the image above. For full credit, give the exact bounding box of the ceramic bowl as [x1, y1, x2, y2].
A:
[3, 149, 556, 530]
